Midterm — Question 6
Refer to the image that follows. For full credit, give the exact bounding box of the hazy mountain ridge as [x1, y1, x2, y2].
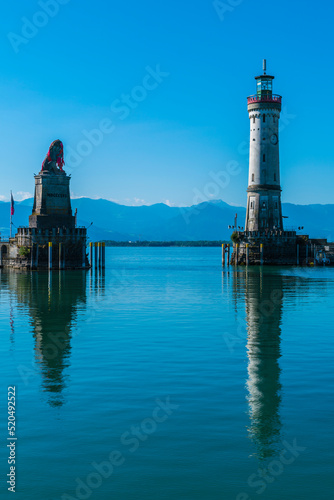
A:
[1, 198, 333, 241]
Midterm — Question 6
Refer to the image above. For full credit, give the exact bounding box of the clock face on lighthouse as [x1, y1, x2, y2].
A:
[270, 134, 278, 145]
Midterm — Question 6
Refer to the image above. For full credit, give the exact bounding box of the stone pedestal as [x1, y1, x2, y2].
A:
[29, 171, 75, 229]
[231, 230, 300, 266]
[10, 160, 89, 269]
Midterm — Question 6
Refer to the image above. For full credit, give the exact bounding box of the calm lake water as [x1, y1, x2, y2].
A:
[1, 248, 333, 499]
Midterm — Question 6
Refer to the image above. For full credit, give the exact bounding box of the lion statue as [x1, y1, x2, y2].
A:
[41, 139, 65, 173]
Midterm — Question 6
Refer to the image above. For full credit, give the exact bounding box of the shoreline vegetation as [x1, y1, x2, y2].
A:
[103, 240, 228, 247]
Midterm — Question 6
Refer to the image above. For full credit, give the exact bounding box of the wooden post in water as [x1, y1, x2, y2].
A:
[59, 243, 62, 270]
[35, 244, 39, 269]
[98, 242, 102, 268]
[306, 244, 308, 265]
[235, 244, 239, 265]
[246, 243, 249, 266]
[227, 244, 230, 266]
[102, 242, 106, 269]
[30, 244, 34, 270]
[222, 244, 225, 267]
[82, 243, 86, 269]
[48, 242, 52, 270]
[296, 244, 300, 265]
[94, 242, 98, 268]
[260, 243, 263, 266]
[89, 242, 93, 267]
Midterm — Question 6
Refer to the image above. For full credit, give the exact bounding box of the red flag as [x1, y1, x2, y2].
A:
[10, 192, 14, 216]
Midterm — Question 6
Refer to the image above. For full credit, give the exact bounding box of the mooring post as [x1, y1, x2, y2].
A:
[97, 242, 101, 268]
[94, 242, 98, 268]
[30, 244, 34, 270]
[260, 243, 263, 266]
[235, 243, 239, 265]
[222, 244, 226, 267]
[82, 243, 86, 269]
[59, 243, 62, 270]
[227, 244, 230, 266]
[48, 242, 52, 270]
[102, 242, 106, 269]
[306, 244, 308, 265]
[297, 244, 300, 265]
[246, 243, 249, 266]
[35, 244, 39, 269]
[89, 242, 93, 267]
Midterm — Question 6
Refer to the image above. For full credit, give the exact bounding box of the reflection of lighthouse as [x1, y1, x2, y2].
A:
[243, 269, 283, 459]
[10, 271, 87, 407]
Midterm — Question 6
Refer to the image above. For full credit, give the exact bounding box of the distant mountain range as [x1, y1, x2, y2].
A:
[1, 198, 333, 241]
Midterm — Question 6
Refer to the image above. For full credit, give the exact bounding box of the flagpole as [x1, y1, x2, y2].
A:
[10, 190, 12, 239]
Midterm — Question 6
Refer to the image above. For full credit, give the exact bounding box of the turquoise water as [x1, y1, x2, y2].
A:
[1, 248, 333, 499]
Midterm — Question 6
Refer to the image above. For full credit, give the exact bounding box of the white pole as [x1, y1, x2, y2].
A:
[10, 190, 12, 239]
[48, 242, 52, 270]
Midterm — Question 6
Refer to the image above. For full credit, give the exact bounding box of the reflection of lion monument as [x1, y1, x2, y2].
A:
[41, 139, 65, 174]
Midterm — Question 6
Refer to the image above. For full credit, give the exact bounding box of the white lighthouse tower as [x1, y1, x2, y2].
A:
[245, 60, 283, 232]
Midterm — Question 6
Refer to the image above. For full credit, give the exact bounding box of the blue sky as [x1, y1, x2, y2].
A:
[0, 0, 333, 206]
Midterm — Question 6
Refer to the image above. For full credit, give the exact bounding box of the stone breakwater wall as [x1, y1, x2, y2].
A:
[0, 226, 89, 270]
[229, 231, 333, 266]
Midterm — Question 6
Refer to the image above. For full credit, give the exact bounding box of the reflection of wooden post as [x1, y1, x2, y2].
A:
[260, 243, 263, 266]
[222, 244, 225, 266]
[59, 243, 62, 270]
[246, 243, 249, 266]
[89, 242, 93, 267]
[48, 242, 52, 270]
[297, 244, 300, 265]
[94, 242, 98, 268]
[102, 242, 106, 269]
[227, 244, 230, 266]
[235, 244, 239, 265]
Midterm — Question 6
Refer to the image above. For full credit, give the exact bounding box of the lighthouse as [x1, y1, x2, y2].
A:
[245, 60, 283, 232]
[229, 61, 306, 266]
